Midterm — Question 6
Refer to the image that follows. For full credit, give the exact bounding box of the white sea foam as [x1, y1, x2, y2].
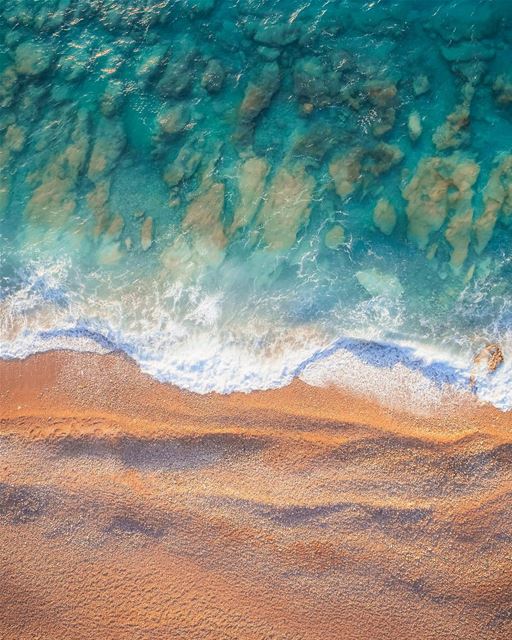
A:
[0, 260, 510, 411]
[2, 310, 510, 413]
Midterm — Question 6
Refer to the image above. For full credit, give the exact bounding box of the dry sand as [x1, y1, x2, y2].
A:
[0, 351, 511, 639]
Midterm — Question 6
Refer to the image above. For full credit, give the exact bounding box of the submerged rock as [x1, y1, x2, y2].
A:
[163, 142, 202, 187]
[182, 182, 226, 249]
[445, 208, 473, 270]
[100, 82, 125, 118]
[293, 56, 348, 108]
[329, 151, 361, 198]
[201, 59, 225, 94]
[432, 83, 474, 151]
[157, 105, 190, 137]
[324, 224, 345, 249]
[14, 41, 52, 76]
[373, 198, 397, 236]
[413, 74, 430, 96]
[440, 42, 495, 63]
[4, 124, 26, 153]
[474, 155, 512, 253]
[135, 44, 169, 84]
[230, 157, 269, 234]
[105, 214, 124, 240]
[407, 111, 422, 142]
[58, 49, 90, 82]
[235, 62, 280, 146]
[0, 66, 18, 107]
[329, 143, 403, 199]
[253, 22, 300, 47]
[25, 110, 90, 226]
[141, 216, 153, 251]
[492, 75, 512, 106]
[87, 179, 111, 237]
[257, 164, 315, 251]
[356, 269, 403, 298]
[157, 53, 195, 98]
[402, 153, 479, 268]
[162, 181, 226, 277]
[87, 119, 126, 180]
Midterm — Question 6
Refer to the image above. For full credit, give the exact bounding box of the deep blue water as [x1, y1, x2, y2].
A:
[1, 0, 512, 407]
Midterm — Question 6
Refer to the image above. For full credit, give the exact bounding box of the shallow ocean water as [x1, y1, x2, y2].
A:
[1, 0, 512, 407]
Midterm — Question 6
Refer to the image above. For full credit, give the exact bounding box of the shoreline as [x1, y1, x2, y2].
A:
[1, 350, 511, 639]
[1, 348, 511, 435]
[2, 320, 510, 407]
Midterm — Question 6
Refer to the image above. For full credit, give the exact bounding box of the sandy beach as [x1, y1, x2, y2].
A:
[0, 351, 511, 639]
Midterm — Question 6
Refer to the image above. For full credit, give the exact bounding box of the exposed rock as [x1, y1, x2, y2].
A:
[373, 198, 397, 235]
[477, 344, 504, 372]
[471, 343, 504, 387]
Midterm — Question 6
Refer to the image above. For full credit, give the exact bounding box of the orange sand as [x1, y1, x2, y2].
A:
[0, 351, 511, 639]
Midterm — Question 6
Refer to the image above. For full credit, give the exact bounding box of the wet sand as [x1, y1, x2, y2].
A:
[0, 351, 511, 639]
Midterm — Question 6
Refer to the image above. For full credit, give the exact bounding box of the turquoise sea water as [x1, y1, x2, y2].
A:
[1, 0, 512, 407]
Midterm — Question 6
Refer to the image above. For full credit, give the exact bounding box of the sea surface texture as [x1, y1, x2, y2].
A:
[1, 0, 512, 406]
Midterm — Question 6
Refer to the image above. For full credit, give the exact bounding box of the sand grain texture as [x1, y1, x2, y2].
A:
[0, 351, 511, 639]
